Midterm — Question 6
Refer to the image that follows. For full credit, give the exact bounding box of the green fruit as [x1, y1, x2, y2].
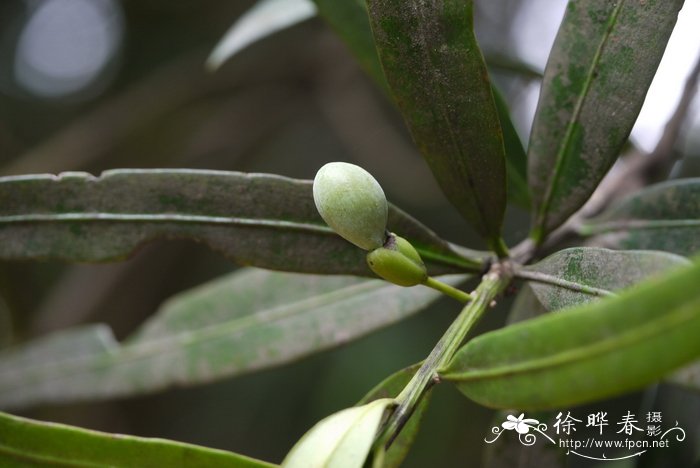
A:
[313, 162, 388, 251]
[366, 233, 428, 287]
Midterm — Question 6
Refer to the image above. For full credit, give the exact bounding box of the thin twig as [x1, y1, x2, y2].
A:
[376, 261, 513, 450]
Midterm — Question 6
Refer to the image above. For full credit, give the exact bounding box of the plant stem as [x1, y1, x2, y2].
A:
[378, 262, 513, 448]
[422, 277, 472, 303]
[489, 236, 510, 259]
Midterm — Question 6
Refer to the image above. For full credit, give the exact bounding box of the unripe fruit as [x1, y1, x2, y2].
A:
[313, 162, 388, 251]
[366, 233, 428, 287]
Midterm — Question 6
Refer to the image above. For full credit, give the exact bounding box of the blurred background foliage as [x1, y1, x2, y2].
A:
[1, 0, 699, 465]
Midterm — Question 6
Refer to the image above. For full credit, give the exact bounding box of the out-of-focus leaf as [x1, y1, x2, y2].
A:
[358, 363, 425, 468]
[366, 0, 507, 250]
[505, 283, 547, 325]
[0, 169, 484, 273]
[0, 294, 12, 349]
[667, 361, 700, 392]
[442, 260, 700, 410]
[523, 247, 689, 311]
[493, 88, 530, 209]
[580, 179, 700, 257]
[206, 0, 317, 70]
[282, 398, 394, 468]
[0, 410, 274, 467]
[311, 0, 387, 88]
[0, 268, 468, 409]
[528, 0, 684, 242]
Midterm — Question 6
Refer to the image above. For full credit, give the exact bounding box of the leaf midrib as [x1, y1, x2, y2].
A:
[443, 295, 699, 381]
[411, 0, 494, 237]
[0, 211, 481, 270]
[0, 279, 400, 388]
[580, 219, 700, 236]
[0, 212, 334, 233]
[0, 442, 101, 468]
[534, 1, 626, 236]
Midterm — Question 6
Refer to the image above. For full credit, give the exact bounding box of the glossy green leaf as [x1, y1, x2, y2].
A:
[442, 259, 700, 410]
[528, 0, 684, 242]
[523, 247, 689, 311]
[207, 0, 317, 70]
[358, 364, 425, 468]
[0, 169, 483, 273]
[0, 268, 467, 409]
[282, 398, 394, 468]
[0, 410, 274, 467]
[512, 264, 700, 395]
[580, 179, 700, 257]
[366, 0, 507, 248]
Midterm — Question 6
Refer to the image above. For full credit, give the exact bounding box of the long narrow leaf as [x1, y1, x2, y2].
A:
[268, 0, 530, 209]
[206, 0, 317, 70]
[442, 259, 700, 410]
[580, 178, 700, 257]
[0, 268, 467, 409]
[0, 410, 274, 467]
[0, 169, 483, 273]
[528, 0, 684, 242]
[366, 0, 507, 248]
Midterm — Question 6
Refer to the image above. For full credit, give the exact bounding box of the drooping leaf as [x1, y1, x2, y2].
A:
[358, 363, 425, 468]
[0, 410, 274, 467]
[0, 268, 468, 409]
[580, 178, 700, 257]
[366, 0, 507, 250]
[206, 0, 317, 70]
[522, 247, 689, 311]
[442, 259, 700, 410]
[528, 0, 684, 242]
[282, 398, 394, 468]
[0, 169, 484, 274]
